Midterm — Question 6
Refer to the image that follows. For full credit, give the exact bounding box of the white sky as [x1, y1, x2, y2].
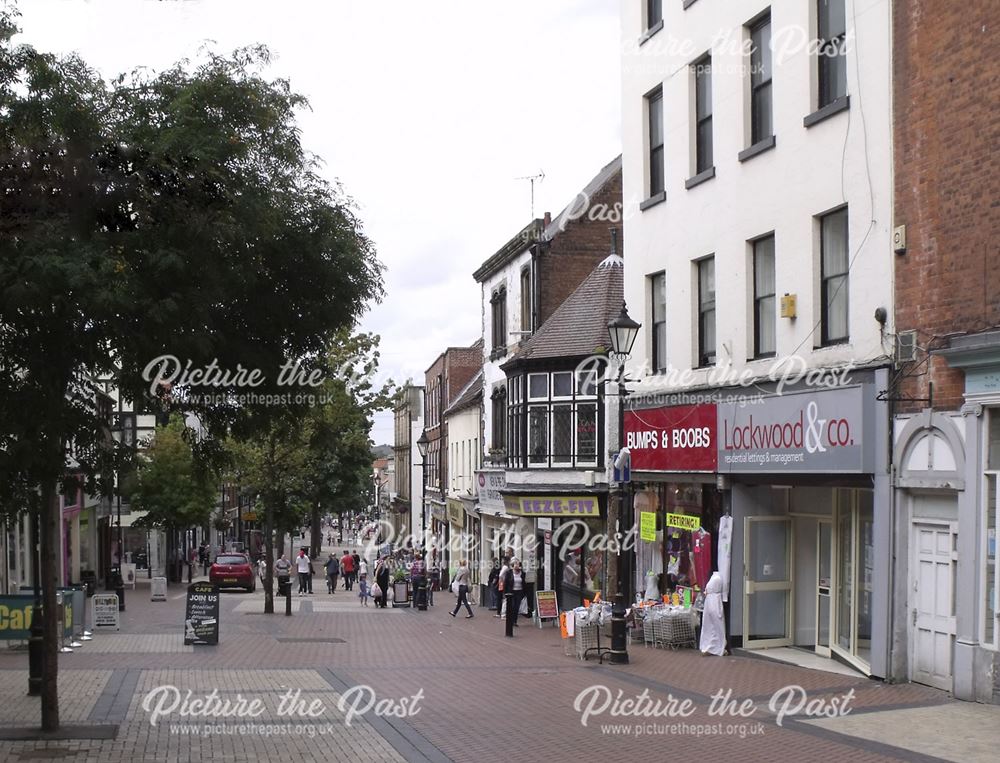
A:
[16, 0, 622, 445]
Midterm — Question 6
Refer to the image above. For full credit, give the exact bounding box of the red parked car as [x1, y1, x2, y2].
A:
[210, 553, 256, 592]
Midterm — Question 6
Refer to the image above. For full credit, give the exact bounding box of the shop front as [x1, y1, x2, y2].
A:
[500, 492, 607, 614]
[626, 401, 725, 609]
[719, 373, 891, 679]
[932, 332, 1000, 702]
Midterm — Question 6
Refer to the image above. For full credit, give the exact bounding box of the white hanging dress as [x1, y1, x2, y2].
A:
[699, 571, 726, 656]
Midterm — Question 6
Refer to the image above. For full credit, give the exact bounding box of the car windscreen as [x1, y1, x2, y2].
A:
[215, 556, 248, 566]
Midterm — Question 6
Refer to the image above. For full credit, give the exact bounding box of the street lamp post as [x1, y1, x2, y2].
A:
[416, 431, 429, 553]
[605, 299, 641, 665]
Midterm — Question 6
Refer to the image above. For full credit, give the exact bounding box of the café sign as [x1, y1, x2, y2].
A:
[717, 386, 870, 473]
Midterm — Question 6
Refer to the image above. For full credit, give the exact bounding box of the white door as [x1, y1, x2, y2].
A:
[816, 520, 833, 658]
[910, 521, 956, 691]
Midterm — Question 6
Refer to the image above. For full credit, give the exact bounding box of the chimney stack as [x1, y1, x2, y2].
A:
[543, 211, 551, 227]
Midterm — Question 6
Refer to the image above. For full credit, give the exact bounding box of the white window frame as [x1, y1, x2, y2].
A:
[982, 408, 1000, 650]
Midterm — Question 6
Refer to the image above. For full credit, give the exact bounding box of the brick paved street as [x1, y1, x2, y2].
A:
[1, 561, 998, 763]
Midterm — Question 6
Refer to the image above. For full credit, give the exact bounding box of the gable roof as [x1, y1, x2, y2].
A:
[443, 368, 484, 418]
[502, 253, 623, 366]
[472, 155, 622, 284]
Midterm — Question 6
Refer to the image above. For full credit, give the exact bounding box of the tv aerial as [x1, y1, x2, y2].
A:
[515, 170, 545, 219]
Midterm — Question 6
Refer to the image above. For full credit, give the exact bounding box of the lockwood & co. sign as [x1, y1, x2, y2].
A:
[718, 386, 872, 473]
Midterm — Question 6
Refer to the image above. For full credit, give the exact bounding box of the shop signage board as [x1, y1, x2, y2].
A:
[92, 594, 120, 630]
[475, 470, 507, 512]
[535, 590, 559, 623]
[0, 595, 35, 640]
[151, 577, 168, 602]
[446, 500, 464, 527]
[183, 582, 219, 646]
[717, 386, 870, 473]
[666, 513, 700, 531]
[640, 512, 657, 541]
[502, 496, 599, 517]
[624, 403, 718, 472]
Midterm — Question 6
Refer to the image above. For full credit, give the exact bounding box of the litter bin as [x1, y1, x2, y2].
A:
[277, 577, 291, 597]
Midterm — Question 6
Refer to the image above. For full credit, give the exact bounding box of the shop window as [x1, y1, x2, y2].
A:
[508, 369, 602, 469]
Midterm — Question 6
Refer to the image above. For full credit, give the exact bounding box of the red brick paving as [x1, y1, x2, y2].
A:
[0, 583, 960, 760]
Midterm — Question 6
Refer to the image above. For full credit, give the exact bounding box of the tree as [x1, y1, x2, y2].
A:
[0, 6, 383, 729]
[127, 415, 218, 534]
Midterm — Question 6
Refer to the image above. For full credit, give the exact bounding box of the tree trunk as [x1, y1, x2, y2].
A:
[310, 500, 321, 558]
[40, 480, 60, 731]
[263, 500, 274, 614]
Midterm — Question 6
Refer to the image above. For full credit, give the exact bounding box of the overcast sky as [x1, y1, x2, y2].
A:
[16, 0, 622, 445]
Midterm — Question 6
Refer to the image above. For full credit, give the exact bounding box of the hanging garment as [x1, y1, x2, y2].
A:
[692, 528, 713, 589]
[699, 571, 726, 656]
[643, 570, 660, 601]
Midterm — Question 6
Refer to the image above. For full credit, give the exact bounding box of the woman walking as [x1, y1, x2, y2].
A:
[374, 556, 391, 609]
[501, 559, 525, 633]
[449, 559, 474, 619]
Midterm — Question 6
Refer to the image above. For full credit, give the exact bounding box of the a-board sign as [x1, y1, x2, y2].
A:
[151, 577, 167, 602]
[92, 594, 120, 630]
[183, 582, 219, 645]
[535, 590, 559, 621]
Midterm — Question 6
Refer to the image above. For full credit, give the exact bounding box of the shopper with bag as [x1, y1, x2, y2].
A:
[486, 558, 500, 611]
[449, 559, 474, 619]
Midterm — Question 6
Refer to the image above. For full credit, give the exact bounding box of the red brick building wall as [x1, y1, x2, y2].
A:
[893, 0, 1000, 413]
[538, 167, 624, 324]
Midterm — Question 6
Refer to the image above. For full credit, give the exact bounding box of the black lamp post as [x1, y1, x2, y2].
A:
[605, 299, 641, 665]
[415, 431, 429, 552]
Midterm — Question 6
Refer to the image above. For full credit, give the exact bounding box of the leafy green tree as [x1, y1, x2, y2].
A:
[0, 6, 382, 729]
[126, 415, 218, 532]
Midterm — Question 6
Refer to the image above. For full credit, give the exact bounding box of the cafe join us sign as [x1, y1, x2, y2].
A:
[502, 496, 600, 517]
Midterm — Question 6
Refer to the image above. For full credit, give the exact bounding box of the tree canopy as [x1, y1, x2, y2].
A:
[0, 5, 384, 729]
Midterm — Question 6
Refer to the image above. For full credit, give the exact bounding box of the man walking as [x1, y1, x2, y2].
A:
[325, 553, 340, 594]
[295, 548, 311, 596]
[340, 549, 355, 591]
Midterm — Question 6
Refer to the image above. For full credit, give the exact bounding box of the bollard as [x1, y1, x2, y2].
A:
[504, 593, 515, 637]
[285, 579, 292, 616]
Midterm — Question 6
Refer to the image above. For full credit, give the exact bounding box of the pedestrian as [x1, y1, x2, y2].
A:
[495, 555, 511, 618]
[501, 559, 525, 632]
[340, 549, 355, 590]
[324, 553, 340, 594]
[410, 552, 427, 608]
[274, 554, 291, 596]
[429, 556, 440, 607]
[305, 547, 315, 594]
[351, 549, 361, 580]
[357, 558, 369, 606]
[487, 558, 500, 611]
[374, 556, 390, 609]
[449, 559, 474, 619]
[295, 548, 311, 596]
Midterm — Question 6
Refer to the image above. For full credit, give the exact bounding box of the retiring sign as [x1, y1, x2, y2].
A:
[183, 582, 220, 645]
[624, 404, 718, 472]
